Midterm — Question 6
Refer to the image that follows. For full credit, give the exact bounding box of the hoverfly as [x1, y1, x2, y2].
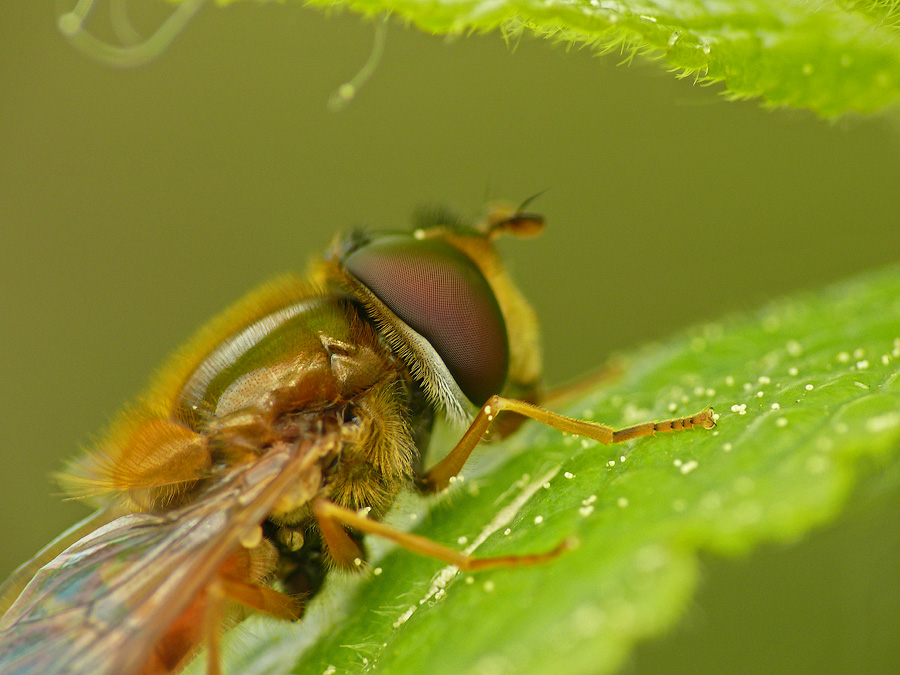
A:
[0, 205, 715, 675]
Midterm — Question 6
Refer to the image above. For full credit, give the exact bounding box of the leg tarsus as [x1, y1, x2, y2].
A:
[612, 407, 715, 442]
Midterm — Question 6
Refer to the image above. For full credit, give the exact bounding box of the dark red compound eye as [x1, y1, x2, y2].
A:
[343, 233, 509, 406]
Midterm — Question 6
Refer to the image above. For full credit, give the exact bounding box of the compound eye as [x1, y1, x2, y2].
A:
[343, 233, 509, 406]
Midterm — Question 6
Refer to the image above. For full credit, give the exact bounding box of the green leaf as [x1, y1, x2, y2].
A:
[186, 264, 900, 675]
[203, 0, 900, 116]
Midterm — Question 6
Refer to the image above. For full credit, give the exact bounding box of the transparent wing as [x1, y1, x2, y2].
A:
[0, 505, 122, 617]
[0, 434, 337, 675]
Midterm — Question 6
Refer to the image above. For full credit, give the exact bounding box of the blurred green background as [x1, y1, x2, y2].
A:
[2, 2, 899, 673]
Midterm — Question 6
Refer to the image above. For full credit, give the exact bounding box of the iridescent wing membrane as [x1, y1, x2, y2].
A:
[0, 434, 337, 675]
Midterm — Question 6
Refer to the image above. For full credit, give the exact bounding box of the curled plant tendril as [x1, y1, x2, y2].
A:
[58, 0, 206, 68]
[327, 16, 389, 112]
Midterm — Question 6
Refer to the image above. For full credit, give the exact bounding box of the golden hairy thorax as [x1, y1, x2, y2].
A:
[60, 282, 417, 519]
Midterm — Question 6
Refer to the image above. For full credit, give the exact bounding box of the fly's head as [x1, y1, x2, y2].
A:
[321, 205, 545, 427]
